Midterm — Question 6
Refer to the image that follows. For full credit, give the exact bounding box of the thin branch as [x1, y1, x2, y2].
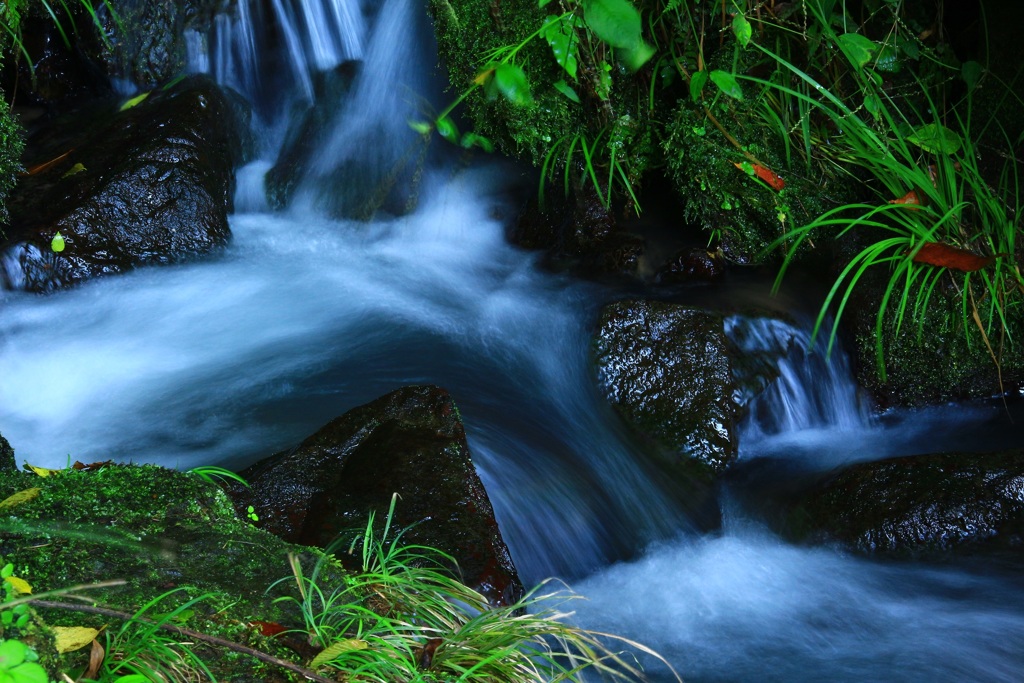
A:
[30, 600, 337, 683]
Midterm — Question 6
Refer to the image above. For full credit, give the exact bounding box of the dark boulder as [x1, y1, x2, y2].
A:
[1, 75, 246, 292]
[229, 385, 523, 606]
[0, 432, 14, 473]
[511, 184, 644, 276]
[594, 300, 738, 479]
[2, 0, 222, 106]
[655, 247, 726, 284]
[785, 449, 1024, 555]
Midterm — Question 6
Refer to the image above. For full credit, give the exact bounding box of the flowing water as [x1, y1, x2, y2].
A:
[3, 1, 1024, 680]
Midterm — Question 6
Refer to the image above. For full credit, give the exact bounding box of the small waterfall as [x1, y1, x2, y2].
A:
[727, 315, 872, 438]
[185, 0, 366, 113]
[294, 0, 437, 217]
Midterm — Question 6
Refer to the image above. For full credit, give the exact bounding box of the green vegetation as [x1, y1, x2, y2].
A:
[0, 464, 673, 682]
[430, 0, 1022, 398]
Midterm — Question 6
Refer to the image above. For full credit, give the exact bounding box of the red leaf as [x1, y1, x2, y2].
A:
[753, 164, 785, 191]
[888, 189, 922, 208]
[911, 242, 996, 272]
[250, 620, 287, 637]
[733, 162, 785, 191]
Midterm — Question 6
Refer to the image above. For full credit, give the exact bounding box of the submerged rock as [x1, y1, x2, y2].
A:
[2, 75, 246, 291]
[229, 385, 523, 606]
[594, 300, 738, 479]
[786, 449, 1024, 555]
[265, 62, 360, 211]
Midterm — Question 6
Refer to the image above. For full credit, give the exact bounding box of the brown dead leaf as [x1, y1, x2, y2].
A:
[23, 148, 74, 176]
[85, 638, 105, 679]
[72, 461, 113, 472]
[911, 242, 998, 272]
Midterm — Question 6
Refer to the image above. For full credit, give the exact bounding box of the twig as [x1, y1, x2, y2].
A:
[30, 600, 337, 683]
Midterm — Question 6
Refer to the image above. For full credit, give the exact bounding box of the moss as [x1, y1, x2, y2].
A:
[428, 0, 856, 261]
[853, 280, 1024, 406]
[0, 95, 24, 228]
[0, 463, 347, 681]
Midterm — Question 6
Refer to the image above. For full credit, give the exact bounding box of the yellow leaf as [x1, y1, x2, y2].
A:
[24, 464, 60, 478]
[61, 163, 86, 179]
[53, 626, 102, 654]
[0, 487, 41, 511]
[4, 576, 32, 594]
[309, 639, 368, 669]
[119, 91, 150, 111]
[473, 68, 494, 86]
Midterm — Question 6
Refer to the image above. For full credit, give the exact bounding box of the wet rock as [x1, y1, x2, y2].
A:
[786, 449, 1024, 555]
[594, 300, 738, 479]
[3, 0, 221, 106]
[0, 432, 15, 473]
[1, 75, 246, 292]
[655, 247, 726, 284]
[265, 62, 360, 211]
[510, 184, 643, 276]
[229, 385, 523, 606]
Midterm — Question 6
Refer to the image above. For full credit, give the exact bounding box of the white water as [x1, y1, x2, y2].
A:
[3, 0, 1024, 680]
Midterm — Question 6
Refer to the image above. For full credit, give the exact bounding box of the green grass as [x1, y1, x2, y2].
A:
[273, 494, 679, 682]
[741, 0, 1023, 383]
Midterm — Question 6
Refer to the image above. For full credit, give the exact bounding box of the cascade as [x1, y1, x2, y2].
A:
[727, 315, 872, 438]
[185, 0, 365, 114]
[2, 2, 1023, 680]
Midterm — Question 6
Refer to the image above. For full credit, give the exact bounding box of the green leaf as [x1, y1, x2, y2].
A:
[962, 60, 983, 91]
[553, 79, 581, 103]
[732, 14, 752, 48]
[119, 91, 149, 111]
[407, 120, 433, 135]
[112, 676, 152, 683]
[621, 40, 655, 70]
[51, 232, 65, 253]
[459, 132, 494, 152]
[543, 14, 579, 79]
[583, 0, 642, 49]
[689, 69, 708, 102]
[596, 61, 613, 100]
[9, 661, 49, 683]
[864, 93, 883, 119]
[898, 37, 920, 60]
[874, 43, 900, 72]
[310, 639, 369, 669]
[907, 123, 963, 155]
[583, 0, 654, 70]
[539, 0, 556, 6]
[0, 639, 28, 669]
[837, 33, 876, 69]
[435, 115, 459, 143]
[493, 63, 532, 106]
[709, 70, 743, 99]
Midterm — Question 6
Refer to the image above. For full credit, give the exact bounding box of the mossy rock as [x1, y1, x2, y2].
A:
[0, 463, 343, 681]
[850, 271, 1024, 406]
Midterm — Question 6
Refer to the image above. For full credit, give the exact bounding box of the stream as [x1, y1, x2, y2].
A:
[2, 0, 1023, 680]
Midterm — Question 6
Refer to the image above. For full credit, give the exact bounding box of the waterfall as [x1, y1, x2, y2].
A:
[727, 315, 872, 439]
[292, 0, 438, 216]
[185, 0, 366, 113]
